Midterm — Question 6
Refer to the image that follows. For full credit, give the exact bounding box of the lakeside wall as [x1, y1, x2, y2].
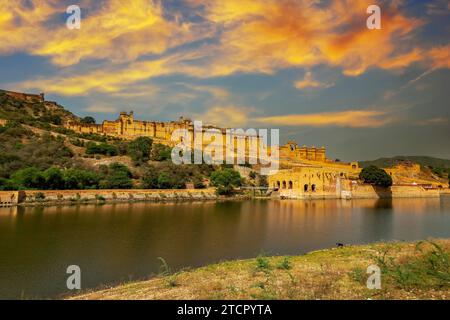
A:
[0, 189, 218, 206]
[350, 185, 441, 199]
[278, 183, 445, 199]
[1, 186, 448, 206]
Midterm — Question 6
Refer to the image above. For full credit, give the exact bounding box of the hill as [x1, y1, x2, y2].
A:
[0, 90, 250, 192]
[360, 156, 450, 169]
[0, 89, 78, 126]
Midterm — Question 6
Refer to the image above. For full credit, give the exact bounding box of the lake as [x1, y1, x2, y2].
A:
[1, 197, 450, 299]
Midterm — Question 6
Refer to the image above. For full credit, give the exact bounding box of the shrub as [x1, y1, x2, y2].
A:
[150, 143, 172, 161]
[359, 165, 393, 187]
[63, 169, 100, 189]
[40, 114, 61, 125]
[141, 166, 159, 189]
[277, 257, 292, 270]
[128, 137, 153, 163]
[0, 178, 19, 191]
[255, 254, 270, 271]
[11, 167, 45, 189]
[43, 167, 64, 190]
[141, 163, 192, 189]
[34, 192, 46, 200]
[80, 116, 96, 124]
[101, 163, 133, 189]
[210, 168, 242, 195]
[85, 141, 118, 156]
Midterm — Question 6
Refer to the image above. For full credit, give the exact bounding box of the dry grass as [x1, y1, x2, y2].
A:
[72, 239, 450, 300]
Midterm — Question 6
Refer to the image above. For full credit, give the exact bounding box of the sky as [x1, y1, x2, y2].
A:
[0, 0, 449, 161]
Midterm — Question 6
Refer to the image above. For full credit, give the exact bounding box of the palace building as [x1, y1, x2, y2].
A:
[66, 111, 360, 186]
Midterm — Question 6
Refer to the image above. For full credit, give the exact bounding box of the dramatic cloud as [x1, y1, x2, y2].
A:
[184, 0, 431, 77]
[8, 0, 449, 98]
[255, 110, 396, 128]
[17, 56, 175, 95]
[0, 0, 194, 66]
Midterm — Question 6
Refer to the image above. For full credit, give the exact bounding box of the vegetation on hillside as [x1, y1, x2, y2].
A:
[360, 156, 450, 181]
[360, 156, 450, 169]
[0, 91, 266, 192]
[0, 90, 77, 126]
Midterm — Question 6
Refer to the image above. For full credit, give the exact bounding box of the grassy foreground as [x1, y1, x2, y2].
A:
[73, 239, 450, 300]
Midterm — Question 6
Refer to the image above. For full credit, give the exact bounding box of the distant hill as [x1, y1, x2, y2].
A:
[0, 89, 78, 125]
[360, 156, 450, 169]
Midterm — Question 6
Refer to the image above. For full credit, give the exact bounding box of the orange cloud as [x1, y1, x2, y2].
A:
[6, 0, 449, 96]
[185, 0, 431, 77]
[0, 0, 195, 66]
[255, 110, 396, 128]
[18, 56, 175, 95]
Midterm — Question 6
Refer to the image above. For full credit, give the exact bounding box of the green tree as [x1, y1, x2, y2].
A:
[102, 163, 133, 189]
[150, 143, 172, 161]
[0, 178, 18, 191]
[80, 116, 96, 124]
[210, 168, 242, 195]
[63, 169, 100, 189]
[157, 172, 177, 189]
[359, 165, 393, 187]
[141, 165, 159, 189]
[43, 167, 64, 190]
[128, 137, 153, 163]
[10, 167, 45, 189]
[85, 142, 118, 156]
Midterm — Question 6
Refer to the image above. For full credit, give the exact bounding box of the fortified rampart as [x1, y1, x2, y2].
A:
[66, 111, 340, 164]
[1, 90, 44, 103]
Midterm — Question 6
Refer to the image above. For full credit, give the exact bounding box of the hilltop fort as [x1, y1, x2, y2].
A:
[1, 90, 447, 202]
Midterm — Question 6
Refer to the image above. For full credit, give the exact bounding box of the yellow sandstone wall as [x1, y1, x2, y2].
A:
[0, 191, 21, 205]
[21, 188, 218, 203]
[65, 111, 336, 164]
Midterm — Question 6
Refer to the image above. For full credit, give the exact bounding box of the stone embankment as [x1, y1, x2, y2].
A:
[0, 189, 218, 206]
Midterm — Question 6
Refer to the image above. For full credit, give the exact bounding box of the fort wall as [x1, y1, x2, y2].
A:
[2, 90, 44, 103]
[65, 111, 336, 164]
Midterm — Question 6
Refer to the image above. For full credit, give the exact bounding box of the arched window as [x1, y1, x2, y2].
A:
[288, 181, 293, 189]
[312, 184, 316, 192]
[304, 184, 309, 192]
[276, 181, 280, 189]
[282, 181, 287, 189]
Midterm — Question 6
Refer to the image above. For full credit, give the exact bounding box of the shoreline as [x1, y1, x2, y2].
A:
[72, 239, 450, 300]
[1, 187, 449, 207]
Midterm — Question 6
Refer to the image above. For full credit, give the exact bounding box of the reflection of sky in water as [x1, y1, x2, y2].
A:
[0, 197, 449, 299]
